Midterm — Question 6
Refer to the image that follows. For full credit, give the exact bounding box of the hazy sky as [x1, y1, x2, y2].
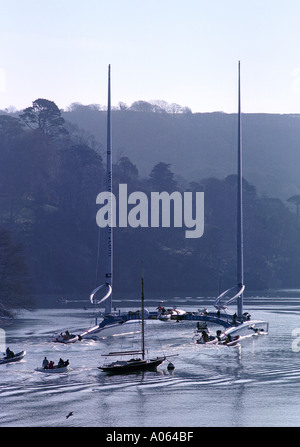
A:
[1, 0, 300, 113]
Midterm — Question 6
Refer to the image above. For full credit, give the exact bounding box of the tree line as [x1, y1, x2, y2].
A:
[67, 99, 192, 114]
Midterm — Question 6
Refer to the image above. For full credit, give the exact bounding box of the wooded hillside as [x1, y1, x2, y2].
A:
[1, 99, 300, 311]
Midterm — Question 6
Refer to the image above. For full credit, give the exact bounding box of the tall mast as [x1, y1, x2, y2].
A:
[141, 273, 145, 360]
[237, 61, 244, 317]
[105, 64, 113, 315]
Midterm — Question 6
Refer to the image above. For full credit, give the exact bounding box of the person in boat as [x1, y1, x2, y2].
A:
[216, 330, 222, 341]
[201, 330, 209, 343]
[58, 358, 65, 368]
[156, 304, 162, 318]
[224, 334, 232, 344]
[6, 347, 14, 359]
[58, 358, 69, 368]
[42, 357, 49, 369]
[64, 330, 70, 340]
[48, 360, 55, 369]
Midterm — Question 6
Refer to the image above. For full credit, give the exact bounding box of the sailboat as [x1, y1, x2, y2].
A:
[98, 273, 168, 373]
[213, 61, 269, 337]
[80, 65, 141, 339]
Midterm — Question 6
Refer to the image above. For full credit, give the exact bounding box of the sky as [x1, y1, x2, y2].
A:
[1, 0, 300, 114]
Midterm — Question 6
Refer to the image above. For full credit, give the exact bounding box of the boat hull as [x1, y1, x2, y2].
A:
[35, 366, 69, 373]
[223, 320, 269, 339]
[0, 351, 26, 365]
[196, 337, 218, 345]
[158, 314, 171, 321]
[99, 356, 166, 373]
[219, 335, 241, 346]
[81, 319, 141, 339]
[53, 335, 79, 344]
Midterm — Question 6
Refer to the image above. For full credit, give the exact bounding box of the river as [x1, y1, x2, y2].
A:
[1, 294, 300, 427]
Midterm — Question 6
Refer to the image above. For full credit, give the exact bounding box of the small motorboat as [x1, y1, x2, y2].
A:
[0, 350, 26, 365]
[215, 329, 241, 346]
[36, 359, 69, 373]
[158, 313, 171, 321]
[157, 303, 186, 321]
[53, 332, 80, 344]
[168, 307, 186, 320]
[194, 329, 218, 345]
[196, 335, 218, 345]
[219, 335, 241, 346]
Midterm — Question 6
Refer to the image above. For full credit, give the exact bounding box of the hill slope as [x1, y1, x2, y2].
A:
[64, 108, 300, 200]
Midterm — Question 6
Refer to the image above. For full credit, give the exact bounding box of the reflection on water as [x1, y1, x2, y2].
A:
[1, 297, 300, 426]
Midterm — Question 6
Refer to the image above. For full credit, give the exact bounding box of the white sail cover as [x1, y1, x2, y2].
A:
[90, 284, 112, 305]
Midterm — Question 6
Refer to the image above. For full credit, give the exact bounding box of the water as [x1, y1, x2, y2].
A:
[1, 296, 300, 427]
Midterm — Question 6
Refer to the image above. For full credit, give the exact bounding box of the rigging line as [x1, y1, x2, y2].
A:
[226, 114, 238, 178]
[150, 318, 167, 357]
[217, 114, 238, 295]
[94, 228, 101, 288]
[94, 155, 106, 288]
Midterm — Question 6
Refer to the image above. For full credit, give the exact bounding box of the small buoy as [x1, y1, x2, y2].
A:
[167, 362, 175, 370]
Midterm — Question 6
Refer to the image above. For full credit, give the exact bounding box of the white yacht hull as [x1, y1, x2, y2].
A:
[223, 320, 269, 339]
[81, 319, 142, 339]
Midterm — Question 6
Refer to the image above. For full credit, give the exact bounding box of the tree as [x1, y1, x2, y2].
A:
[287, 195, 300, 222]
[0, 115, 24, 139]
[116, 156, 139, 183]
[0, 227, 33, 313]
[149, 162, 177, 192]
[19, 98, 67, 137]
[150, 100, 192, 114]
[129, 101, 154, 112]
[118, 102, 128, 111]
